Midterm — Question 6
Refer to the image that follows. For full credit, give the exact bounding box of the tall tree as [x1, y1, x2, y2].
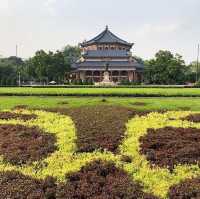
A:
[31, 50, 49, 83]
[24, 50, 68, 84]
[62, 45, 81, 71]
[0, 56, 24, 86]
[45, 50, 66, 83]
[184, 61, 200, 83]
[144, 50, 187, 84]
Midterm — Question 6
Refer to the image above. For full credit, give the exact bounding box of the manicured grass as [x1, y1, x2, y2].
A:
[1, 87, 200, 97]
[0, 96, 200, 111]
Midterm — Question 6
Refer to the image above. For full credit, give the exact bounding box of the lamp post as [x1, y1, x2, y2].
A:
[196, 44, 200, 83]
[16, 45, 18, 57]
[16, 44, 21, 86]
[18, 71, 21, 87]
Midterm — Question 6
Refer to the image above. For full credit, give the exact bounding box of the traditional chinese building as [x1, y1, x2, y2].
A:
[71, 26, 144, 83]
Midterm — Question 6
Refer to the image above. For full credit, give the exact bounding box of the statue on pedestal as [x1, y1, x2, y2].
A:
[95, 62, 116, 86]
[102, 63, 111, 83]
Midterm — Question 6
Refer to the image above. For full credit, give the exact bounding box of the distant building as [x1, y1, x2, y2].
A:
[70, 26, 144, 83]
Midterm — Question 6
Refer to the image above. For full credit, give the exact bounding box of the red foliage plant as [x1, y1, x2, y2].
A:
[182, 113, 200, 123]
[0, 112, 37, 121]
[0, 171, 56, 199]
[0, 161, 159, 199]
[46, 106, 146, 153]
[140, 127, 200, 170]
[169, 177, 200, 199]
[56, 160, 158, 199]
[0, 124, 57, 165]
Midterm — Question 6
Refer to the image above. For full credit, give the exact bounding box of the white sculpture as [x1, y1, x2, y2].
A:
[95, 63, 116, 86]
[102, 71, 110, 83]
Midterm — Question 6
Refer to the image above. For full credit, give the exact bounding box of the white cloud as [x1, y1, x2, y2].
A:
[0, 1, 9, 9]
[136, 23, 181, 37]
[0, 0, 11, 15]
[43, 0, 58, 16]
[0, 0, 199, 62]
[0, 0, 27, 16]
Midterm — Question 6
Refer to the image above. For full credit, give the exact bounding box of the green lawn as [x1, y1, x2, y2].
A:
[0, 87, 200, 97]
[0, 96, 200, 111]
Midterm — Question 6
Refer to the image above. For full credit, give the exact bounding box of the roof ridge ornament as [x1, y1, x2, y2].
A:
[80, 26, 133, 47]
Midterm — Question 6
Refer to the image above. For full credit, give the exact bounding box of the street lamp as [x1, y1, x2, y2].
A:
[196, 44, 200, 83]
[18, 71, 21, 87]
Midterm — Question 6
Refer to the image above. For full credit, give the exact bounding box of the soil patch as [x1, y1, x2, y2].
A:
[13, 105, 29, 110]
[46, 106, 147, 153]
[182, 114, 200, 123]
[100, 98, 107, 102]
[0, 171, 56, 199]
[57, 101, 68, 105]
[168, 177, 200, 199]
[140, 127, 200, 170]
[178, 106, 191, 111]
[56, 160, 158, 199]
[131, 102, 147, 106]
[0, 124, 56, 165]
[0, 112, 37, 121]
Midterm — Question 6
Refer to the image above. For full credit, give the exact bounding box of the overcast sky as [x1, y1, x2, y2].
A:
[0, 0, 199, 63]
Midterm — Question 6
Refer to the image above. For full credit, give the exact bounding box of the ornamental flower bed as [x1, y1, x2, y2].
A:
[0, 124, 56, 165]
[0, 111, 37, 121]
[168, 177, 200, 198]
[140, 127, 200, 171]
[121, 111, 200, 198]
[1, 108, 200, 198]
[47, 106, 142, 153]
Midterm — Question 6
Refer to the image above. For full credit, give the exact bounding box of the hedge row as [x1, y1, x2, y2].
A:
[0, 85, 198, 88]
[1, 87, 200, 97]
[1, 93, 200, 97]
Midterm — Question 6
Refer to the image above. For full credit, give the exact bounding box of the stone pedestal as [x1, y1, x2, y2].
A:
[95, 71, 116, 86]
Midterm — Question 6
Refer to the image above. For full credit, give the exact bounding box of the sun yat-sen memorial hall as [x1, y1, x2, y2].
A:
[71, 26, 144, 83]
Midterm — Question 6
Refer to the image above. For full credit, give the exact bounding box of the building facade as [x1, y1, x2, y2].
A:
[71, 26, 144, 83]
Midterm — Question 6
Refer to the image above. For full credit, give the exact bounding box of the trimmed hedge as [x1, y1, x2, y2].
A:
[0, 85, 197, 88]
[1, 87, 200, 97]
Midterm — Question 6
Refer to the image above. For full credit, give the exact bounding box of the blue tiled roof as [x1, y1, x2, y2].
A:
[72, 61, 144, 71]
[81, 26, 133, 47]
[83, 50, 130, 58]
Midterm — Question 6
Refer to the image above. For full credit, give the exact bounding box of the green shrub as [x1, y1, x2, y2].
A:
[194, 79, 200, 87]
[120, 79, 130, 85]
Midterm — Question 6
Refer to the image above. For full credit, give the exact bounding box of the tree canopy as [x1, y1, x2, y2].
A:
[0, 47, 198, 86]
[144, 50, 189, 85]
[21, 45, 81, 85]
[0, 56, 23, 86]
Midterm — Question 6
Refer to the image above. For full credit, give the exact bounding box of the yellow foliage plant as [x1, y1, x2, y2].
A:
[120, 111, 200, 198]
[0, 109, 117, 182]
[1, 109, 200, 198]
